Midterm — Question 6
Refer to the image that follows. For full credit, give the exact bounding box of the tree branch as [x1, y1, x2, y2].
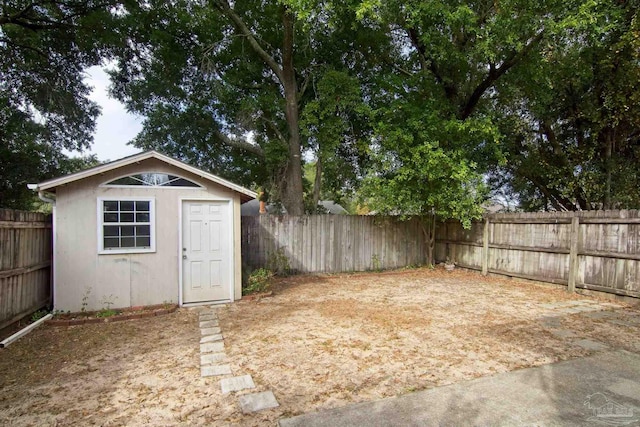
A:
[213, 0, 284, 84]
[214, 130, 265, 157]
[258, 115, 287, 144]
[460, 30, 544, 119]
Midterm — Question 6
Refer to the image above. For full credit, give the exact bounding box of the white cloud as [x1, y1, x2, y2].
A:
[67, 66, 144, 162]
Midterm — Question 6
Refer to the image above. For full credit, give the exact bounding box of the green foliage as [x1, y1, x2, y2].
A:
[491, 0, 640, 210]
[100, 294, 117, 312]
[300, 70, 372, 208]
[266, 248, 292, 276]
[371, 254, 381, 272]
[96, 309, 118, 318]
[244, 268, 274, 294]
[30, 310, 48, 322]
[0, 1, 119, 209]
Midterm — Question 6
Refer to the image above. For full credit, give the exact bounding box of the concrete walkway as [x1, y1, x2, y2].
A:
[196, 305, 279, 413]
[279, 350, 640, 427]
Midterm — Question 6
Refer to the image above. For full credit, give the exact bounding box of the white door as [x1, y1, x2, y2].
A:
[182, 201, 232, 303]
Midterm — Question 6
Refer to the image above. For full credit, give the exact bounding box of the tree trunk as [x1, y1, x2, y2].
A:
[312, 156, 322, 211]
[421, 213, 436, 266]
[280, 9, 305, 216]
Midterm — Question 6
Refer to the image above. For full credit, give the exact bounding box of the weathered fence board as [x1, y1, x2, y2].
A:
[242, 215, 427, 274]
[0, 209, 52, 330]
[436, 210, 640, 298]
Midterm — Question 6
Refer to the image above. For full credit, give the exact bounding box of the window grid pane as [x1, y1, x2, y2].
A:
[102, 200, 153, 250]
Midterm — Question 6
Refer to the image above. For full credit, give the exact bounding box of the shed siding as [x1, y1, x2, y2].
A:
[54, 158, 242, 312]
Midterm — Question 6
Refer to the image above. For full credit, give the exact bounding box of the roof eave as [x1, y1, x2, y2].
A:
[36, 151, 257, 201]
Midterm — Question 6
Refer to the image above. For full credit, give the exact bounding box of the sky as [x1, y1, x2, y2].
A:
[70, 66, 143, 162]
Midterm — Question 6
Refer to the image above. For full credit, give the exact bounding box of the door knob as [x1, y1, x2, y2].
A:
[183, 255, 187, 259]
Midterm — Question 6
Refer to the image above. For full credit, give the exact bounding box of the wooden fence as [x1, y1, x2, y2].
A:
[435, 210, 640, 298]
[242, 215, 427, 274]
[0, 209, 52, 330]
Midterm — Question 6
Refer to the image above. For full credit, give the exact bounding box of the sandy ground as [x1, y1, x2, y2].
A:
[0, 267, 638, 426]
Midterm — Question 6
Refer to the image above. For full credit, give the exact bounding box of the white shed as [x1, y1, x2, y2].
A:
[32, 151, 256, 312]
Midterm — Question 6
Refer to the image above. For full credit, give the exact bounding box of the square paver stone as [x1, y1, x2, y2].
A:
[220, 375, 256, 394]
[200, 319, 219, 327]
[550, 329, 577, 339]
[584, 311, 617, 320]
[201, 352, 227, 365]
[201, 327, 221, 336]
[574, 339, 609, 351]
[201, 341, 225, 354]
[201, 364, 232, 377]
[200, 334, 223, 344]
[239, 391, 279, 413]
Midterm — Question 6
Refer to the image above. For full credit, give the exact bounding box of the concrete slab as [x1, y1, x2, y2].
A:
[200, 341, 225, 354]
[574, 339, 609, 351]
[200, 320, 219, 328]
[279, 351, 640, 427]
[201, 352, 227, 365]
[220, 375, 256, 394]
[239, 391, 279, 413]
[201, 364, 232, 377]
[200, 334, 223, 344]
[201, 326, 222, 336]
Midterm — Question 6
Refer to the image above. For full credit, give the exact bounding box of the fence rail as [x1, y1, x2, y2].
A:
[242, 215, 427, 274]
[0, 209, 52, 330]
[435, 210, 640, 299]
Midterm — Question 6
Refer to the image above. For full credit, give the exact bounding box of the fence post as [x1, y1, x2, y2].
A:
[567, 216, 580, 293]
[482, 217, 489, 275]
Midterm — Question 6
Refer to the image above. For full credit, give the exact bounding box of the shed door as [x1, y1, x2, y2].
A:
[182, 201, 232, 304]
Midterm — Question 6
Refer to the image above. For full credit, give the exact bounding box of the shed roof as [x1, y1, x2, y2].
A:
[35, 151, 257, 202]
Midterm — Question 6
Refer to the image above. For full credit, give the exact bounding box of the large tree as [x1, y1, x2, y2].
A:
[0, 0, 119, 208]
[490, 0, 640, 211]
[110, 0, 377, 214]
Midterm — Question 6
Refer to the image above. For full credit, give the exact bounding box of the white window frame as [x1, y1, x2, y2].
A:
[97, 197, 156, 255]
[100, 172, 204, 189]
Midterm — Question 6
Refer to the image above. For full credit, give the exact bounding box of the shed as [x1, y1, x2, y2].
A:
[31, 151, 256, 312]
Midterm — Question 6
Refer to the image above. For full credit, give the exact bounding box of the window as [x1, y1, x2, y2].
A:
[98, 198, 155, 253]
[104, 173, 201, 187]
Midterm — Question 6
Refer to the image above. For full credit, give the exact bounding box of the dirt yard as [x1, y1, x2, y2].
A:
[1, 268, 639, 426]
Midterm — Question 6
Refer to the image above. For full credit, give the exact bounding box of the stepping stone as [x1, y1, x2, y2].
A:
[572, 305, 600, 313]
[574, 339, 609, 351]
[200, 320, 219, 328]
[201, 352, 227, 365]
[538, 316, 562, 328]
[201, 364, 232, 377]
[199, 314, 217, 321]
[238, 391, 279, 413]
[550, 329, 577, 339]
[584, 311, 617, 320]
[201, 327, 221, 336]
[201, 341, 225, 354]
[600, 302, 623, 308]
[200, 334, 223, 344]
[557, 308, 583, 314]
[220, 375, 256, 394]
